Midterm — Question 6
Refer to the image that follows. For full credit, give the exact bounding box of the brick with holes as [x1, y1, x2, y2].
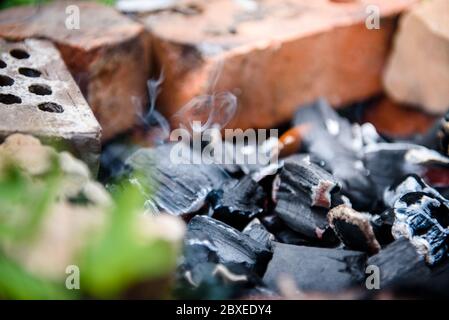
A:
[142, 0, 416, 130]
[0, 1, 151, 140]
[0, 38, 101, 173]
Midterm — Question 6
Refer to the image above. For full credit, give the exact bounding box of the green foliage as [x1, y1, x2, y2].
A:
[80, 180, 177, 299]
[0, 159, 177, 299]
[0, 254, 76, 300]
[0, 0, 116, 10]
[0, 158, 61, 242]
[0, 0, 49, 10]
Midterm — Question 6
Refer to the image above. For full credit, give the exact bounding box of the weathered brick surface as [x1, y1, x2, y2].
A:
[0, 1, 151, 140]
[0, 38, 101, 172]
[384, 0, 449, 114]
[142, 0, 416, 130]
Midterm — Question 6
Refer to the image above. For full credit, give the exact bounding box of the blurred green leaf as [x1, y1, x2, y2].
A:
[80, 180, 177, 298]
[0, 254, 76, 300]
[0, 157, 61, 242]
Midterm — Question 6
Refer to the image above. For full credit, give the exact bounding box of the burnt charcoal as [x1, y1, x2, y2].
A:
[242, 218, 275, 250]
[260, 214, 312, 245]
[274, 196, 331, 240]
[263, 242, 366, 293]
[176, 262, 262, 299]
[364, 143, 449, 201]
[293, 98, 378, 210]
[207, 175, 266, 229]
[262, 210, 339, 247]
[183, 215, 272, 276]
[367, 238, 431, 288]
[125, 144, 229, 215]
[276, 155, 341, 208]
[438, 112, 449, 155]
[328, 205, 381, 254]
[383, 174, 442, 208]
[273, 155, 339, 240]
[370, 209, 395, 245]
[392, 191, 449, 266]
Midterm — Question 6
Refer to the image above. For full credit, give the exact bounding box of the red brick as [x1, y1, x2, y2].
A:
[142, 0, 416, 130]
[363, 97, 436, 137]
[0, 1, 151, 140]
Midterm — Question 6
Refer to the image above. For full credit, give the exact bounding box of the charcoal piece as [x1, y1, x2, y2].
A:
[383, 174, 439, 207]
[276, 155, 341, 208]
[364, 142, 449, 201]
[263, 242, 366, 293]
[438, 112, 449, 155]
[260, 214, 339, 247]
[392, 192, 449, 266]
[274, 195, 330, 240]
[272, 156, 339, 240]
[370, 209, 395, 245]
[177, 262, 262, 300]
[293, 98, 377, 210]
[207, 175, 266, 229]
[243, 218, 275, 250]
[367, 238, 431, 288]
[184, 216, 272, 276]
[328, 205, 381, 254]
[125, 144, 229, 215]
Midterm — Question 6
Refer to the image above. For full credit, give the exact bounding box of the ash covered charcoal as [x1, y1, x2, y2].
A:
[125, 144, 229, 215]
[383, 174, 440, 207]
[182, 216, 272, 276]
[328, 205, 381, 254]
[263, 242, 366, 293]
[392, 191, 449, 266]
[242, 218, 275, 250]
[207, 175, 266, 229]
[364, 142, 449, 200]
[367, 238, 431, 288]
[272, 155, 340, 241]
[293, 98, 378, 210]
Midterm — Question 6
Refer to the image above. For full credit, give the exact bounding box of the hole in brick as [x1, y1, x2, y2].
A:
[19, 67, 41, 78]
[10, 49, 30, 59]
[0, 94, 22, 105]
[38, 102, 64, 113]
[0, 75, 14, 86]
[0, 60, 6, 68]
[29, 84, 52, 96]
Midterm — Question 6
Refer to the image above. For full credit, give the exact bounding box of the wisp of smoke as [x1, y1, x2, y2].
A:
[173, 60, 237, 134]
[133, 70, 170, 145]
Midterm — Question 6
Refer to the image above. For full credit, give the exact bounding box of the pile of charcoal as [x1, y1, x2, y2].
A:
[107, 98, 449, 299]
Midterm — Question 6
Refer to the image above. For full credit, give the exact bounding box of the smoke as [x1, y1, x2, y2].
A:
[173, 60, 237, 135]
[133, 70, 170, 145]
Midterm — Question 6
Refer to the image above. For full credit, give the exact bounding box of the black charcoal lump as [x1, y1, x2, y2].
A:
[182, 215, 272, 276]
[293, 98, 377, 210]
[242, 218, 275, 250]
[263, 242, 366, 293]
[207, 175, 266, 229]
[125, 144, 229, 215]
[273, 155, 340, 240]
[367, 238, 431, 288]
[364, 143, 449, 201]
